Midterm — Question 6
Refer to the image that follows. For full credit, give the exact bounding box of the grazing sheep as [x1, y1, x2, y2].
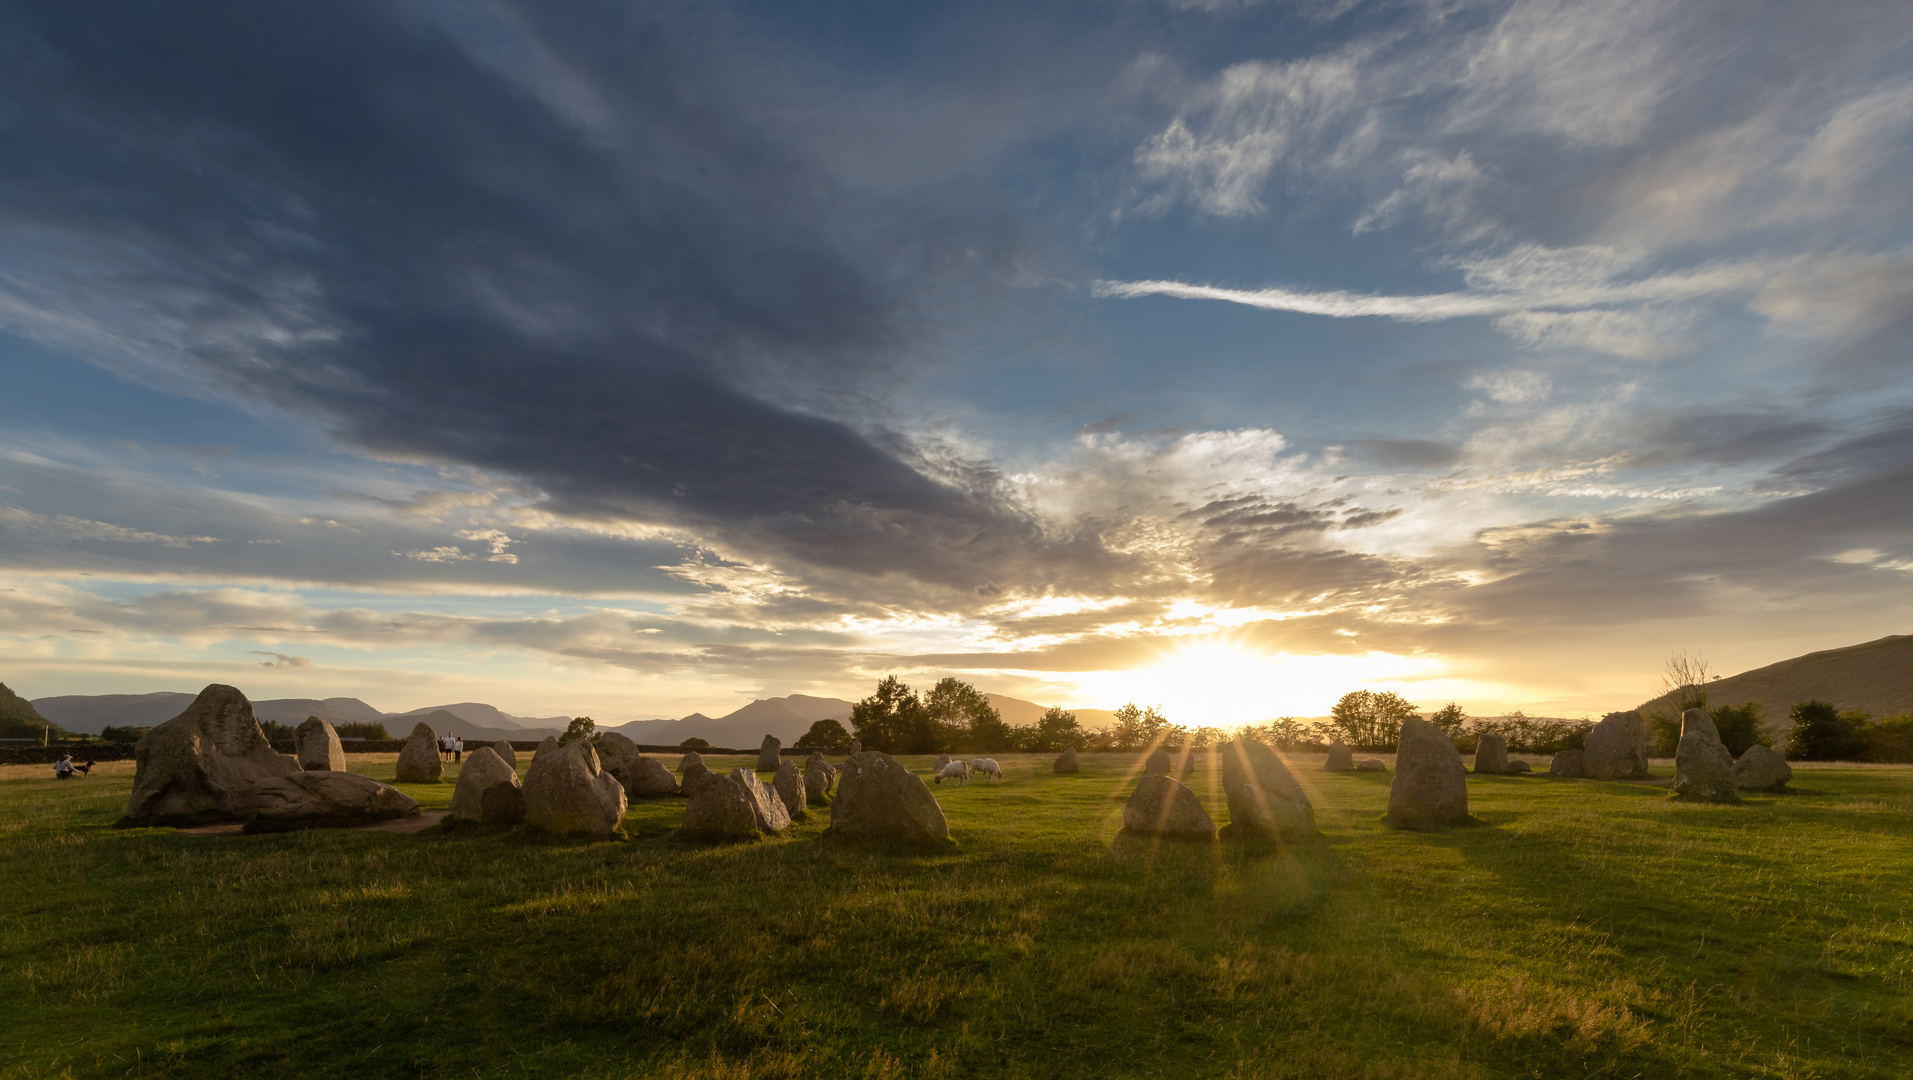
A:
[934, 760, 969, 786]
[969, 758, 1002, 781]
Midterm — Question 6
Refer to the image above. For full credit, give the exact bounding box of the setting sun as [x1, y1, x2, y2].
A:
[1072, 640, 1442, 725]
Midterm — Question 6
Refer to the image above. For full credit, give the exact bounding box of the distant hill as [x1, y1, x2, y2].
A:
[33, 692, 196, 734]
[986, 693, 1120, 731]
[389, 702, 572, 731]
[1, 682, 64, 738]
[1637, 634, 1913, 727]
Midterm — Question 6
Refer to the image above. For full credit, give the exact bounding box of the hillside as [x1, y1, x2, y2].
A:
[0, 682, 63, 738]
[1637, 634, 1913, 725]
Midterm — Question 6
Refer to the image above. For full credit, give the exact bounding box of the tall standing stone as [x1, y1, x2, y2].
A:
[1218, 739, 1316, 838]
[491, 739, 518, 768]
[1122, 775, 1216, 838]
[395, 722, 443, 783]
[805, 753, 834, 805]
[449, 746, 519, 822]
[1674, 711, 1739, 802]
[522, 738, 627, 836]
[1385, 717, 1472, 830]
[758, 734, 782, 773]
[1325, 741, 1354, 772]
[122, 684, 304, 823]
[829, 751, 950, 848]
[1733, 744, 1792, 791]
[294, 717, 347, 772]
[731, 767, 791, 832]
[772, 759, 808, 820]
[1584, 711, 1650, 779]
[1053, 746, 1080, 773]
[1681, 708, 1720, 742]
[1474, 733, 1509, 775]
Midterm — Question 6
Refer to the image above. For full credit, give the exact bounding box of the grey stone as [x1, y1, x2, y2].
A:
[1226, 783, 1312, 839]
[1681, 708, 1720, 742]
[613, 756, 680, 797]
[679, 751, 705, 774]
[1325, 741, 1354, 771]
[491, 739, 518, 768]
[1584, 711, 1649, 779]
[1385, 716, 1471, 830]
[758, 734, 782, 773]
[1144, 747, 1172, 775]
[593, 732, 640, 771]
[1355, 759, 1386, 771]
[1733, 744, 1792, 791]
[829, 751, 950, 847]
[935, 753, 951, 773]
[531, 735, 560, 762]
[1053, 746, 1080, 773]
[1219, 739, 1316, 834]
[480, 781, 525, 825]
[293, 717, 346, 772]
[1674, 731, 1739, 802]
[804, 754, 833, 805]
[773, 760, 808, 820]
[123, 684, 304, 822]
[1547, 749, 1585, 777]
[850, 739, 862, 754]
[682, 771, 759, 839]
[450, 746, 519, 822]
[731, 767, 791, 832]
[522, 738, 628, 836]
[1506, 759, 1532, 774]
[1474, 733, 1509, 774]
[1122, 775, 1216, 838]
[395, 722, 443, 783]
[248, 771, 420, 824]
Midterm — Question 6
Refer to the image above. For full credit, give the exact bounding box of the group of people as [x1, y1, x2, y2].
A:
[438, 732, 464, 763]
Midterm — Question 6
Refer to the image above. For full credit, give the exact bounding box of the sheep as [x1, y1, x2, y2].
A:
[969, 758, 1002, 782]
[934, 760, 969, 786]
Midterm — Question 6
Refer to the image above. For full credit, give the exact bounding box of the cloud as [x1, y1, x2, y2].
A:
[0, 505, 219, 548]
[250, 651, 313, 669]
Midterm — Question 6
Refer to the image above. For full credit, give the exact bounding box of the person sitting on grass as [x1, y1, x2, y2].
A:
[53, 753, 76, 780]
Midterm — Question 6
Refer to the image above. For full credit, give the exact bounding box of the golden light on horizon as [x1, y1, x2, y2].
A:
[1073, 639, 1444, 726]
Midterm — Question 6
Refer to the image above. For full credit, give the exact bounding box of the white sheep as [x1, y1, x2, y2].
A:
[969, 758, 1002, 781]
[934, 760, 969, 786]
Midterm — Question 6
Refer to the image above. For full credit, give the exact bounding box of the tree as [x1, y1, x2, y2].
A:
[926, 678, 1007, 751]
[1329, 690, 1417, 749]
[850, 676, 938, 753]
[1709, 702, 1769, 756]
[794, 717, 850, 750]
[561, 716, 595, 744]
[1105, 702, 1173, 751]
[679, 736, 711, 749]
[101, 725, 153, 744]
[335, 721, 390, 741]
[1659, 651, 1713, 712]
[1429, 702, 1467, 738]
[1784, 701, 1870, 761]
[1033, 707, 1081, 751]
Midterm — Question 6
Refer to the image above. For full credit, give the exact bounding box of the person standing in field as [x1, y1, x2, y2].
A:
[452, 735, 463, 763]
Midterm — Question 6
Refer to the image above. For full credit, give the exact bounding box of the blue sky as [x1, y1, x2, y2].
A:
[2, 0, 1910, 722]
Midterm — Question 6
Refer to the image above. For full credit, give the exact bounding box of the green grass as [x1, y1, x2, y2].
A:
[3, 752, 1910, 1079]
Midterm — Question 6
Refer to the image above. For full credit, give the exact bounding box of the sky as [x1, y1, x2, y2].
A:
[1, 0, 1910, 724]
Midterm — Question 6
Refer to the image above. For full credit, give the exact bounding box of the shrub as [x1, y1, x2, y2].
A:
[1784, 701, 1870, 761]
[1865, 714, 1913, 764]
[1709, 702, 1770, 756]
[794, 718, 849, 750]
[101, 725, 153, 744]
[679, 737, 711, 749]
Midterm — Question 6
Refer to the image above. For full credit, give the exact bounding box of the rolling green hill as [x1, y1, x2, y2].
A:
[0, 682, 65, 740]
[1638, 634, 1913, 726]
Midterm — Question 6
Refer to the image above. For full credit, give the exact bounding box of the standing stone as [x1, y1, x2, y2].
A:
[294, 717, 347, 772]
[1474, 733, 1509, 774]
[1681, 708, 1720, 742]
[731, 767, 792, 832]
[1584, 711, 1650, 779]
[680, 752, 710, 788]
[772, 760, 808, 820]
[531, 735, 560, 762]
[522, 738, 628, 836]
[613, 756, 680, 797]
[480, 781, 525, 825]
[1144, 747, 1172, 775]
[395, 722, 443, 783]
[122, 684, 304, 823]
[935, 753, 952, 773]
[829, 751, 950, 848]
[491, 739, 518, 768]
[1547, 749, 1586, 777]
[758, 734, 782, 773]
[1053, 746, 1080, 773]
[1122, 775, 1216, 838]
[247, 771, 420, 825]
[1355, 759, 1386, 771]
[593, 732, 640, 772]
[850, 739, 862, 754]
[1506, 759, 1532, 774]
[1325, 741, 1354, 772]
[1733, 744, 1792, 791]
[1674, 731, 1739, 802]
[805, 753, 833, 805]
[1219, 739, 1316, 835]
[450, 745, 519, 822]
[1385, 716, 1472, 830]
[682, 771, 759, 839]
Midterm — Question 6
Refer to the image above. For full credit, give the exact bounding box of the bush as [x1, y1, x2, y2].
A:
[561, 717, 595, 744]
[1467, 712, 1593, 754]
[1865, 714, 1913, 763]
[1709, 703, 1770, 756]
[1784, 701, 1871, 761]
[793, 718, 849, 750]
[679, 737, 711, 749]
[101, 725, 153, 744]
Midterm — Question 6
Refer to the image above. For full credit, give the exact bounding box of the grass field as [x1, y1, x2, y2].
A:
[3, 750, 1910, 1079]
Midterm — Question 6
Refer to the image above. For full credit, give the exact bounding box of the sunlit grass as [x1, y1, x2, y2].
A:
[1, 752, 1909, 1078]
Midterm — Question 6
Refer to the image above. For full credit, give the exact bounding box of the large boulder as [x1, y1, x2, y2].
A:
[522, 738, 628, 836]
[1584, 711, 1649, 779]
[758, 734, 782, 773]
[682, 770, 760, 840]
[804, 752, 835, 805]
[491, 739, 518, 768]
[1385, 716, 1472, 830]
[246, 771, 419, 828]
[122, 684, 303, 823]
[593, 732, 641, 771]
[829, 751, 950, 848]
[1681, 708, 1720, 742]
[1325, 741, 1354, 772]
[395, 722, 443, 783]
[773, 760, 808, 820]
[481, 782, 526, 825]
[1733, 744, 1792, 791]
[1053, 746, 1080, 773]
[1144, 747, 1172, 775]
[613, 756, 680, 798]
[1218, 739, 1316, 835]
[1122, 775, 1216, 839]
[1547, 749, 1585, 777]
[1355, 758, 1386, 771]
[450, 746, 519, 822]
[293, 717, 346, 772]
[1474, 733, 1509, 775]
[1674, 731, 1739, 802]
[731, 767, 792, 832]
